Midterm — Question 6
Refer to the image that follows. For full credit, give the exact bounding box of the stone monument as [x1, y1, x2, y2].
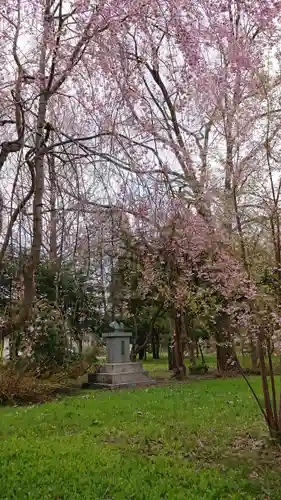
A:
[87, 321, 154, 389]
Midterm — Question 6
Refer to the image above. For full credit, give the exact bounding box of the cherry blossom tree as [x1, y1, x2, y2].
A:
[1, 0, 281, 436]
[0, 0, 140, 337]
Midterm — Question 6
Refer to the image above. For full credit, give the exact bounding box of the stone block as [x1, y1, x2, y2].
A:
[87, 362, 155, 389]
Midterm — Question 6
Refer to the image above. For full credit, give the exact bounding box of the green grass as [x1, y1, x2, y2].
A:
[143, 352, 281, 378]
[143, 356, 169, 379]
[142, 353, 231, 378]
[1, 377, 281, 499]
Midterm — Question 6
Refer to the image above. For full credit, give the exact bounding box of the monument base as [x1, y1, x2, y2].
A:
[87, 361, 155, 389]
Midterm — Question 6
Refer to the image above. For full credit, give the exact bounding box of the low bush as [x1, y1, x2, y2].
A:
[82, 344, 100, 364]
[61, 359, 92, 380]
[0, 368, 62, 405]
[21, 299, 71, 373]
[188, 362, 209, 375]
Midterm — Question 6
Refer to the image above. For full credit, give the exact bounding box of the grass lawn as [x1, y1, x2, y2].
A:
[143, 352, 281, 379]
[1, 376, 281, 499]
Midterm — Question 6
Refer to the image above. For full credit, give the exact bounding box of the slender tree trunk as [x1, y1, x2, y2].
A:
[233, 186, 260, 369]
[172, 313, 186, 379]
[168, 341, 173, 370]
[9, 333, 17, 361]
[152, 330, 160, 359]
[48, 143, 58, 268]
[5, 3, 51, 336]
[0, 338, 3, 362]
[109, 211, 117, 321]
[78, 337, 83, 354]
[257, 332, 278, 438]
[138, 347, 145, 360]
[188, 339, 196, 368]
[250, 336, 258, 370]
[100, 253, 108, 318]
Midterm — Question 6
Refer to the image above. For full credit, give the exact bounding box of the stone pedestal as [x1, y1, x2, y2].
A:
[87, 322, 154, 389]
[88, 361, 154, 389]
[103, 329, 131, 364]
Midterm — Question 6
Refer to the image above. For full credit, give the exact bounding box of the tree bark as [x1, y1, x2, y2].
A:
[168, 342, 173, 370]
[216, 329, 235, 372]
[152, 329, 160, 359]
[78, 336, 83, 354]
[0, 3, 51, 341]
[48, 143, 58, 268]
[172, 313, 186, 378]
[250, 336, 258, 370]
[188, 339, 196, 368]
[138, 346, 145, 360]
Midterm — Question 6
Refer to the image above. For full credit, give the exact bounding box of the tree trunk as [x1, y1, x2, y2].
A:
[216, 344, 233, 372]
[48, 145, 58, 268]
[188, 339, 196, 368]
[168, 342, 173, 370]
[2, 8, 51, 339]
[9, 330, 19, 361]
[152, 330, 160, 359]
[258, 333, 277, 438]
[172, 314, 186, 379]
[196, 341, 199, 358]
[250, 337, 259, 370]
[216, 331, 235, 372]
[77, 335, 83, 355]
[138, 347, 145, 360]
[0, 338, 3, 362]
[130, 351, 137, 362]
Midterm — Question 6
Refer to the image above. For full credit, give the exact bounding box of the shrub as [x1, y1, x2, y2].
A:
[0, 368, 61, 405]
[61, 359, 91, 380]
[82, 343, 100, 364]
[23, 299, 70, 373]
[188, 362, 209, 375]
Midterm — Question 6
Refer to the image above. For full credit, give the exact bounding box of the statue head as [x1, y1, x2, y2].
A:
[109, 320, 124, 331]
